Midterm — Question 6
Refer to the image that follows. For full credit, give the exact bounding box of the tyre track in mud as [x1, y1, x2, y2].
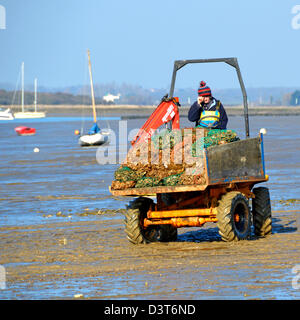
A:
[0, 209, 299, 299]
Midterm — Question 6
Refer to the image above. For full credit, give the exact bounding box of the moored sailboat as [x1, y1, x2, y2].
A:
[14, 63, 46, 119]
[79, 50, 110, 147]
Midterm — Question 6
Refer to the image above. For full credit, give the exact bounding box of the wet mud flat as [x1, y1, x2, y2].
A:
[0, 209, 299, 300]
[0, 115, 299, 299]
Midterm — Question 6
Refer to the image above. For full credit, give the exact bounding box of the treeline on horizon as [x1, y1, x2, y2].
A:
[0, 89, 110, 106]
[0, 88, 161, 106]
[0, 86, 300, 106]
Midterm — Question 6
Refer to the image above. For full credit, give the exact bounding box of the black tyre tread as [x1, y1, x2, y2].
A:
[124, 208, 145, 244]
[124, 197, 178, 244]
[252, 187, 272, 237]
[124, 197, 154, 244]
[217, 191, 239, 241]
[217, 191, 251, 242]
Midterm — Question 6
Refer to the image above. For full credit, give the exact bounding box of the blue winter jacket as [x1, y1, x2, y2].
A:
[188, 97, 228, 129]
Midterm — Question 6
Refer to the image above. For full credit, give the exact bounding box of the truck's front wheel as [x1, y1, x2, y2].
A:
[124, 197, 177, 244]
[252, 187, 272, 237]
[217, 191, 251, 241]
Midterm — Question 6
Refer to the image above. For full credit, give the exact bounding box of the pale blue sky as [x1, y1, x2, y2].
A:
[0, 0, 299, 90]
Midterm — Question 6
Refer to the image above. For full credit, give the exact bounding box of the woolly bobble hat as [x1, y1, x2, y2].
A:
[198, 81, 211, 97]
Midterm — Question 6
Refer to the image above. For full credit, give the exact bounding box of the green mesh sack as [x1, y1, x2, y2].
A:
[191, 129, 240, 153]
[203, 129, 240, 148]
[114, 166, 145, 182]
[206, 129, 239, 140]
[135, 176, 162, 188]
[162, 173, 183, 186]
[115, 166, 131, 173]
[114, 166, 130, 181]
[207, 129, 239, 147]
[203, 135, 218, 148]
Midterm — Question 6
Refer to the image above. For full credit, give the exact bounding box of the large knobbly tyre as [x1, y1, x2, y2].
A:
[217, 191, 251, 242]
[252, 187, 272, 237]
[124, 197, 177, 244]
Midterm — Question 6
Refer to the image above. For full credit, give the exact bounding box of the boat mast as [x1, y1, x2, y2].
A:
[34, 78, 37, 112]
[21, 62, 24, 113]
[87, 49, 97, 123]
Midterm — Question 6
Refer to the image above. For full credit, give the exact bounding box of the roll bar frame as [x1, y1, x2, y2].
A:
[169, 58, 250, 137]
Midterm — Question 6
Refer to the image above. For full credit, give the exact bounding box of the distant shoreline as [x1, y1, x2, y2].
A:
[8, 104, 300, 117]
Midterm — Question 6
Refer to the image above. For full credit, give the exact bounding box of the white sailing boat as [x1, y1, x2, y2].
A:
[0, 107, 14, 120]
[14, 62, 46, 119]
[79, 50, 110, 147]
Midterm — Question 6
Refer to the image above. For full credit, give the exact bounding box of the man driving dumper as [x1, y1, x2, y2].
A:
[188, 81, 228, 129]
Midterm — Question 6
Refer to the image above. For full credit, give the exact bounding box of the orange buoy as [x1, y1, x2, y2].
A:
[74, 130, 80, 135]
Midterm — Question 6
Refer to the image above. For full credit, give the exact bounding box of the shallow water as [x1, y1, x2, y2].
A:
[0, 113, 299, 300]
[0, 116, 124, 226]
[0, 114, 299, 226]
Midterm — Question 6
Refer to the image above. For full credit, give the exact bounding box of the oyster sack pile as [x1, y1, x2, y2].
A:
[111, 128, 239, 190]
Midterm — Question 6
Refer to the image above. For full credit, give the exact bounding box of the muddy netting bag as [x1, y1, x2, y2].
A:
[111, 180, 136, 190]
[192, 129, 239, 156]
[114, 166, 146, 182]
[162, 173, 183, 186]
[135, 176, 162, 188]
[204, 129, 240, 147]
[111, 128, 240, 190]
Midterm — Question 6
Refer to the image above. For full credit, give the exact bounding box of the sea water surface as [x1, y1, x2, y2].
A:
[0, 114, 300, 227]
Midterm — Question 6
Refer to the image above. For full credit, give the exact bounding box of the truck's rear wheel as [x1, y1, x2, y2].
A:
[252, 187, 272, 237]
[124, 197, 177, 244]
[217, 191, 251, 241]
